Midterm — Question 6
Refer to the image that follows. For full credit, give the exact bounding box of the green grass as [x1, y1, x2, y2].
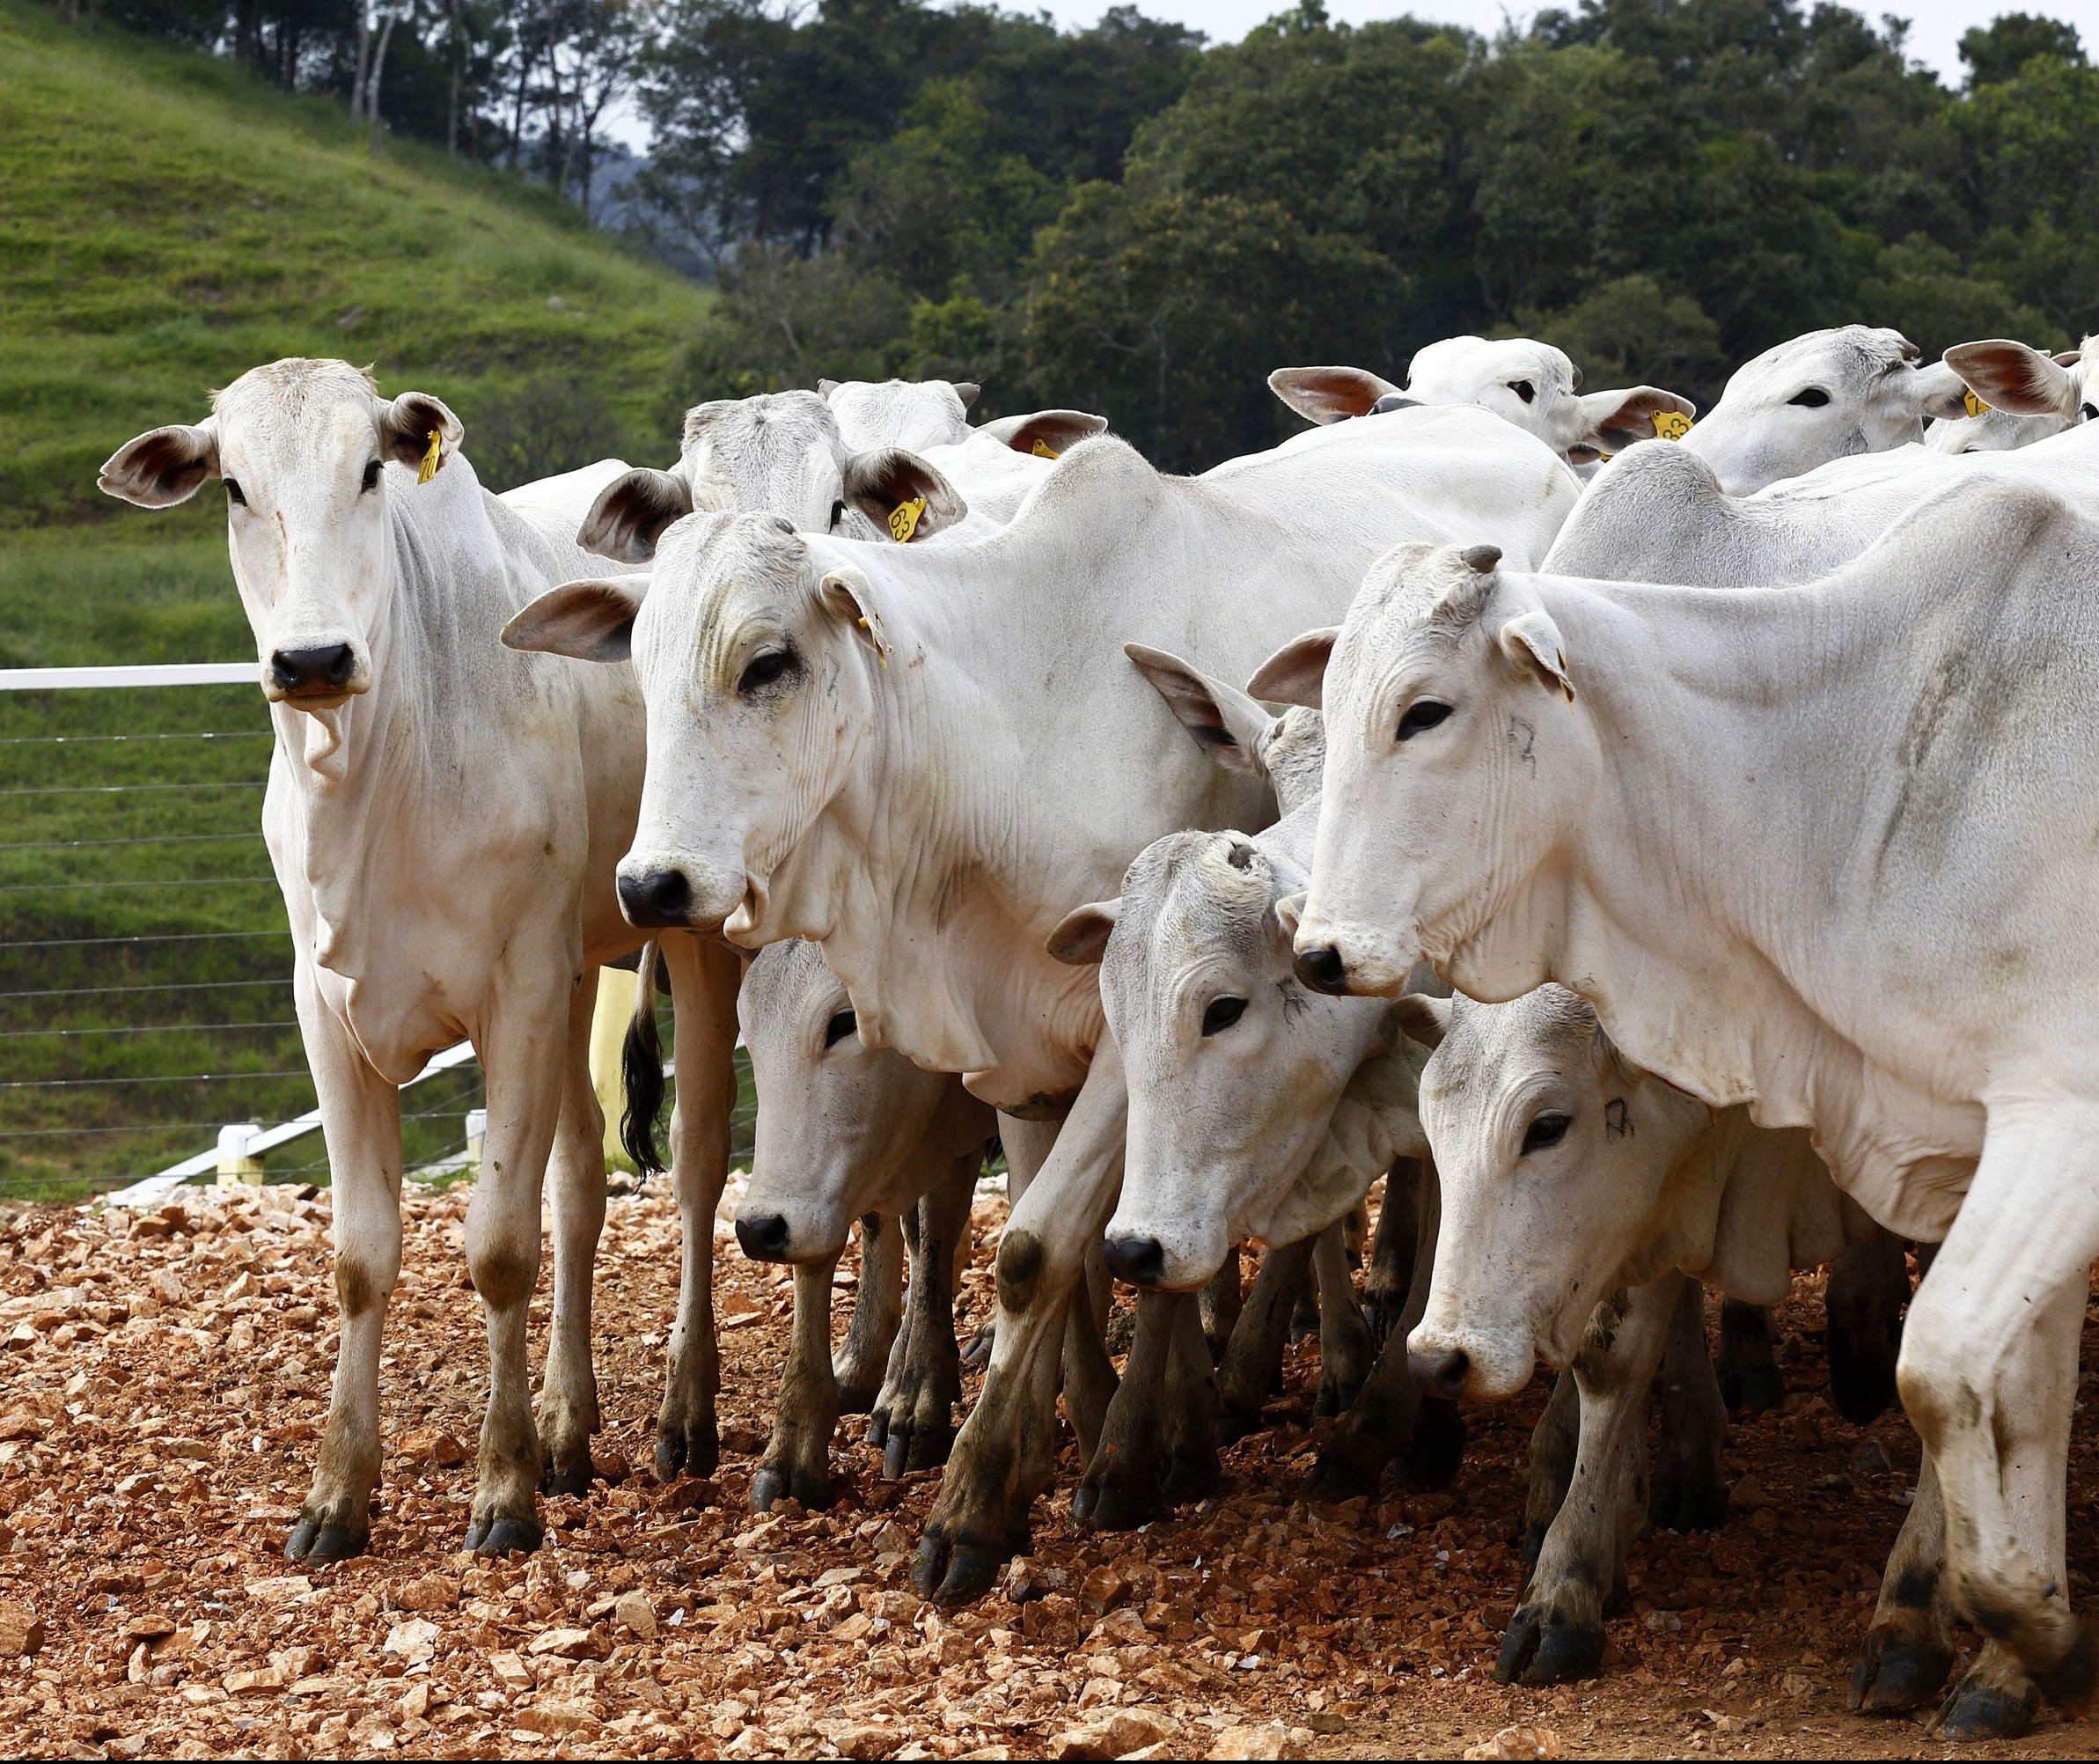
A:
[0, 6, 727, 1200]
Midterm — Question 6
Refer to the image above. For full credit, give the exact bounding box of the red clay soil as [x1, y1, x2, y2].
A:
[0, 1180, 2094, 1761]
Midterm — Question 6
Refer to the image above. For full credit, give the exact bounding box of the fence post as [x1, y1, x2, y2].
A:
[589, 967, 639, 1165]
[465, 1107, 488, 1176]
[216, 1122, 264, 1187]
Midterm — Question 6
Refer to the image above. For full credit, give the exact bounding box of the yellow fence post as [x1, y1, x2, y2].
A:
[590, 967, 641, 1165]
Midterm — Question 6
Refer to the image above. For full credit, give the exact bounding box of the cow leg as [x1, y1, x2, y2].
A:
[1853, 1448, 1957, 1713]
[1826, 1228, 1909, 1426]
[872, 1151, 975, 1475]
[1500, 1277, 1677, 1687]
[1288, 1261, 1321, 1343]
[1520, 1374, 1581, 1569]
[835, 1212, 905, 1413]
[1073, 1288, 1219, 1529]
[1216, 1235, 1315, 1443]
[1715, 1298, 1784, 1413]
[539, 971, 607, 1497]
[1200, 1246, 1244, 1364]
[915, 1054, 1127, 1606]
[752, 1253, 842, 1512]
[1362, 1158, 1423, 1349]
[654, 935, 741, 1481]
[1305, 1158, 1466, 1500]
[1897, 1109, 2095, 1721]
[287, 978, 401, 1564]
[1313, 1218, 1375, 1416]
[1649, 1275, 1729, 1532]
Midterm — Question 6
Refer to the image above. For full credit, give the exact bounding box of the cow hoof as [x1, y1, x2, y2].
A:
[1215, 1400, 1264, 1446]
[1497, 1608, 1605, 1687]
[1303, 1444, 1384, 1505]
[654, 1422, 718, 1482]
[1649, 1454, 1728, 1532]
[465, 1512, 544, 1556]
[914, 1525, 1014, 1608]
[540, 1452, 595, 1498]
[285, 1513, 368, 1564]
[1934, 1680, 2038, 1741]
[1406, 1397, 1468, 1490]
[960, 1323, 996, 1368]
[1074, 1446, 1160, 1532]
[1315, 1371, 1363, 1418]
[1719, 1363, 1785, 1414]
[1161, 1436, 1220, 1506]
[1850, 1632, 1954, 1713]
[882, 1417, 956, 1479]
[751, 1462, 833, 1513]
[836, 1383, 880, 1416]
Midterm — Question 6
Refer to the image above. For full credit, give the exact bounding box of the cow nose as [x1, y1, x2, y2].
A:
[1410, 1347, 1471, 1399]
[1294, 945, 1349, 995]
[1102, 1234, 1167, 1289]
[619, 868, 694, 929]
[270, 644, 356, 694]
[735, 1214, 791, 1262]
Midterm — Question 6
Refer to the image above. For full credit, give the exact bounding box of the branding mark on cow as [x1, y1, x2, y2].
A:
[1651, 410, 1693, 441]
[1508, 715, 1537, 776]
[888, 496, 928, 543]
[417, 430, 443, 485]
[1604, 1097, 1633, 1138]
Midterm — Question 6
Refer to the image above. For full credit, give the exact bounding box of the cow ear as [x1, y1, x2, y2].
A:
[975, 409, 1107, 458]
[1266, 366, 1402, 426]
[842, 448, 967, 541]
[818, 565, 898, 665]
[1499, 608, 1574, 703]
[1393, 993, 1452, 1051]
[1125, 643, 1271, 773]
[1273, 893, 1305, 943]
[1943, 340, 2081, 419]
[502, 575, 648, 663]
[1047, 899, 1120, 966]
[580, 467, 694, 563]
[817, 378, 843, 400]
[1897, 360, 1973, 423]
[1573, 386, 1697, 458]
[952, 381, 981, 409]
[99, 421, 219, 507]
[381, 391, 464, 476]
[1247, 628, 1339, 709]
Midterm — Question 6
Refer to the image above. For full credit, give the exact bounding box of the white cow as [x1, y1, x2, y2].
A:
[1398, 988, 1901, 1694]
[1272, 482, 2099, 1729]
[1926, 337, 2095, 454]
[503, 407, 1582, 1600]
[99, 359, 746, 1558]
[1269, 335, 1695, 467]
[1664, 325, 1969, 494]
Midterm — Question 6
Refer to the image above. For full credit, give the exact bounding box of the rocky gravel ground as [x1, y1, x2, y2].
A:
[0, 1179, 2095, 1761]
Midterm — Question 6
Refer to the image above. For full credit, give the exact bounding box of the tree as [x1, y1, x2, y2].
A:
[1959, 12, 2084, 88]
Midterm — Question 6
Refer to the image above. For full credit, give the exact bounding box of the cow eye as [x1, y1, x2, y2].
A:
[224, 478, 247, 507]
[829, 499, 847, 529]
[2081, 403, 2097, 423]
[1521, 1112, 1571, 1155]
[1200, 996, 1246, 1036]
[1397, 700, 1451, 741]
[738, 649, 796, 695]
[1509, 379, 1536, 405]
[823, 1009, 857, 1048]
[361, 459, 383, 494]
[1788, 388, 1831, 408]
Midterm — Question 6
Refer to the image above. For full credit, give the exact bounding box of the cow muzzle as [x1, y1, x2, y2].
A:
[1098, 1219, 1225, 1292]
[1290, 915, 1417, 998]
[616, 855, 745, 931]
[265, 641, 368, 709]
[1405, 1319, 1534, 1401]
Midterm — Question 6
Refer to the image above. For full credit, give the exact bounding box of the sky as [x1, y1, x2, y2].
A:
[1030, 0, 2099, 85]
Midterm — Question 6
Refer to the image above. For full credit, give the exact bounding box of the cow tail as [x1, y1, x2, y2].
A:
[620, 941, 668, 1179]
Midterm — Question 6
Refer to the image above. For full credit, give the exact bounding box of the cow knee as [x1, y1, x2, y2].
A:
[334, 1255, 393, 1320]
[995, 1230, 1046, 1313]
[471, 1241, 539, 1312]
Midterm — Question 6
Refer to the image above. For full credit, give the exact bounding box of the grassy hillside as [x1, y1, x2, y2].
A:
[0, 0, 712, 533]
[0, 7, 724, 1202]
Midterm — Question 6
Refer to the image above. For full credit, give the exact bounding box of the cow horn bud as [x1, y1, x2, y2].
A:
[1462, 545, 1502, 575]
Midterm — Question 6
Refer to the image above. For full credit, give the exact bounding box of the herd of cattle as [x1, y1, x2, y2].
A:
[95, 322, 2099, 1742]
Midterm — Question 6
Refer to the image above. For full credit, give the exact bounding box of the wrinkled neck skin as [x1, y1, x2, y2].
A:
[1430, 576, 1981, 1239]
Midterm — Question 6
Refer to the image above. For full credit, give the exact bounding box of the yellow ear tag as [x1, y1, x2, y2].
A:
[1651, 410, 1693, 441]
[1963, 389, 1990, 419]
[1030, 438, 1060, 459]
[417, 429, 442, 485]
[887, 496, 927, 543]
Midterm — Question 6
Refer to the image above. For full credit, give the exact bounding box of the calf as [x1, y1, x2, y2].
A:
[99, 360, 745, 1557]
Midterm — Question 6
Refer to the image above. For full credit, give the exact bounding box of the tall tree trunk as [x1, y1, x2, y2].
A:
[367, 9, 398, 156]
[351, 0, 371, 120]
[446, 0, 464, 156]
[508, 17, 531, 169]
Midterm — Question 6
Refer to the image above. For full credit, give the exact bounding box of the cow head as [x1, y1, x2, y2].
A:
[1929, 337, 2095, 454]
[1679, 326, 1969, 495]
[819, 375, 980, 452]
[579, 392, 968, 562]
[733, 938, 978, 1262]
[1401, 987, 1709, 1400]
[99, 358, 461, 710]
[1269, 339, 1695, 468]
[503, 512, 889, 937]
[1263, 541, 1592, 1001]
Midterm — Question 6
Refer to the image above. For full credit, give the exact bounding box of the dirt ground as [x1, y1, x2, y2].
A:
[0, 1178, 2095, 1762]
